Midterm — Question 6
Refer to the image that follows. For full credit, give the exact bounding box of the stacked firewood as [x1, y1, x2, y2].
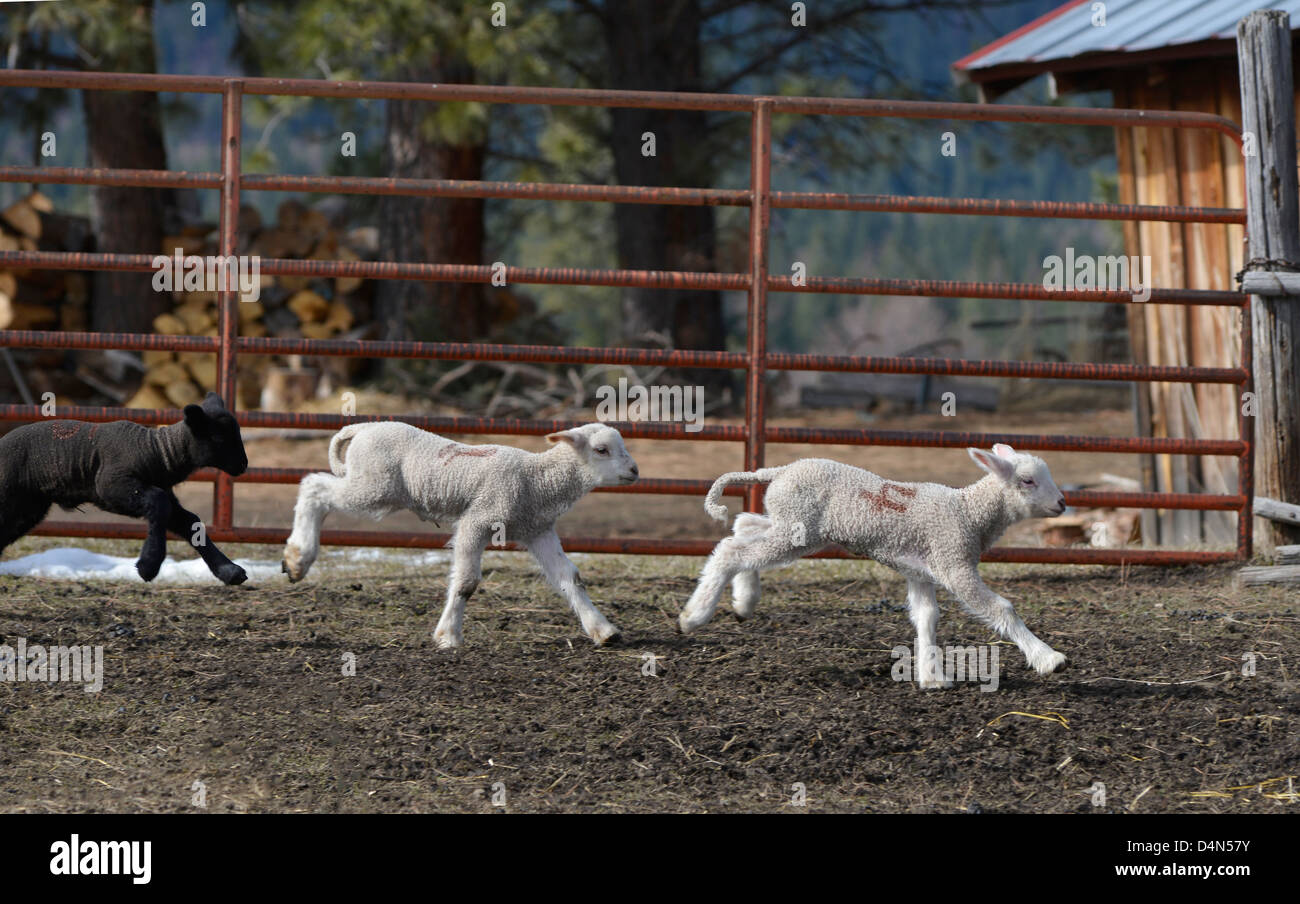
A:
[3, 190, 570, 416]
[130, 199, 374, 410]
[0, 190, 90, 333]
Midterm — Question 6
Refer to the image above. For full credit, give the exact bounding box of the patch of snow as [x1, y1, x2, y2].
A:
[0, 545, 451, 583]
[0, 548, 283, 584]
[322, 547, 451, 567]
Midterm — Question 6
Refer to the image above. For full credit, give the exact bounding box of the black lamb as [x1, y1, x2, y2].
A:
[0, 392, 250, 584]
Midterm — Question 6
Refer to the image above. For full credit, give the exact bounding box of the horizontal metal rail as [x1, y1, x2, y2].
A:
[0, 68, 1245, 145]
[1, 165, 1244, 224]
[0, 403, 1247, 456]
[0, 250, 754, 293]
[181, 469, 743, 496]
[0, 165, 224, 190]
[27, 521, 1241, 566]
[0, 331, 1248, 383]
[764, 426, 1245, 456]
[174, 466, 1247, 510]
[770, 191, 1245, 224]
[772, 275, 1242, 305]
[0, 250, 1245, 306]
[0, 405, 746, 441]
[0, 68, 1253, 567]
[762, 352, 1247, 383]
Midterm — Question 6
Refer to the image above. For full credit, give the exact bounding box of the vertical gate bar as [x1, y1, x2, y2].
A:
[214, 79, 243, 529]
[1238, 300, 1254, 559]
[745, 99, 772, 512]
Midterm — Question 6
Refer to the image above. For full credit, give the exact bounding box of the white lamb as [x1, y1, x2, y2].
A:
[679, 444, 1069, 687]
[282, 422, 638, 649]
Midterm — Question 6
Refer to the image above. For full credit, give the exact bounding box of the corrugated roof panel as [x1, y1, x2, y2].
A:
[1052, 2, 1153, 57]
[957, 0, 1300, 71]
[1139, 0, 1258, 46]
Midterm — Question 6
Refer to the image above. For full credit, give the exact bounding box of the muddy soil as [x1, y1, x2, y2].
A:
[0, 548, 1294, 813]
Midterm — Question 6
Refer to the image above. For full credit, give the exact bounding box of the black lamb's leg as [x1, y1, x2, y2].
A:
[96, 479, 171, 581]
[136, 487, 171, 582]
[0, 496, 53, 556]
[166, 491, 246, 585]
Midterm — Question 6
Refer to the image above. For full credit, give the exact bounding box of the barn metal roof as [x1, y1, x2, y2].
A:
[954, 0, 1300, 81]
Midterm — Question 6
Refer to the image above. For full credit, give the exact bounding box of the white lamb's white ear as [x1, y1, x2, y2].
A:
[992, 443, 1016, 460]
[969, 447, 1014, 480]
[546, 429, 587, 451]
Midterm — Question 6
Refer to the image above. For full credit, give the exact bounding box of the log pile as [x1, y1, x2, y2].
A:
[129, 199, 374, 410]
[1237, 544, 1300, 585]
[2, 190, 565, 416]
[0, 190, 91, 334]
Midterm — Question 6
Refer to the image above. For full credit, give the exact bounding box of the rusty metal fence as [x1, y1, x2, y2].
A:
[0, 71, 1253, 565]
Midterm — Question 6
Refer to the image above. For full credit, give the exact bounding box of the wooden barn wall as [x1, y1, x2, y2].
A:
[1113, 59, 1245, 547]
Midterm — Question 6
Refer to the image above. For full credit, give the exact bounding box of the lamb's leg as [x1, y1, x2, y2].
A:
[433, 521, 490, 650]
[282, 472, 342, 581]
[940, 567, 1066, 676]
[0, 496, 52, 556]
[680, 528, 810, 634]
[137, 487, 173, 581]
[97, 478, 171, 581]
[907, 578, 949, 689]
[728, 512, 771, 620]
[166, 492, 246, 585]
[731, 571, 761, 620]
[527, 529, 620, 645]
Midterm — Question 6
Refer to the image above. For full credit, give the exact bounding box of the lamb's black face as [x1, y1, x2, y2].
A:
[184, 393, 249, 477]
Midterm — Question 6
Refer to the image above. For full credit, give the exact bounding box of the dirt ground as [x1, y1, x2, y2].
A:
[0, 540, 1295, 813]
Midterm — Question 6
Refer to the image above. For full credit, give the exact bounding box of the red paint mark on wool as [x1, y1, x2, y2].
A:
[859, 482, 917, 514]
[436, 445, 498, 464]
[50, 423, 83, 440]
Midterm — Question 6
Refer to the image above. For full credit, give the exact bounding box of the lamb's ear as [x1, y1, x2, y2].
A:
[546, 429, 587, 451]
[992, 443, 1016, 460]
[201, 391, 227, 414]
[969, 446, 1014, 480]
[183, 404, 210, 434]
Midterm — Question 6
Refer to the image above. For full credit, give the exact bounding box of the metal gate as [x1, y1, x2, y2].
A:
[0, 70, 1252, 564]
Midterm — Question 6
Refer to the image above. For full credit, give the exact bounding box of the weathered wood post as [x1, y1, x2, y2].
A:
[1237, 10, 1300, 552]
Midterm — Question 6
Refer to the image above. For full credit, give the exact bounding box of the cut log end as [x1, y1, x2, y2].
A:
[1237, 564, 1300, 586]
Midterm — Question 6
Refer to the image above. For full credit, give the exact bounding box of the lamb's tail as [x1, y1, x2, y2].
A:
[703, 467, 787, 523]
[328, 424, 368, 477]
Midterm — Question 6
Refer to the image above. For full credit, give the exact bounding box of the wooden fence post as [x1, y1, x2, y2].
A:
[1237, 10, 1300, 552]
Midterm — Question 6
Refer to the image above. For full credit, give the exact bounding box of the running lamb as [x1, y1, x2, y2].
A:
[282, 422, 638, 649]
[680, 444, 1069, 687]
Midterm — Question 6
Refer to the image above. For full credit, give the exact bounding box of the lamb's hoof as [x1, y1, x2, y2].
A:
[136, 558, 162, 582]
[216, 563, 248, 586]
[1034, 651, 1068, 676]
[731, 609, 752, 622]
[281, 545, 305, 582]
[591, 624, 622, 646]
[918, 677, 954, 690]
[676, 614, 694, 635]
[434, 631, 462, 651]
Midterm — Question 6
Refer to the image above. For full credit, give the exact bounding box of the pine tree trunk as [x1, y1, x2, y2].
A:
[81, 1, 175, 334]
[375, 69, 488, 344]
[604, 0, 727, 360]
